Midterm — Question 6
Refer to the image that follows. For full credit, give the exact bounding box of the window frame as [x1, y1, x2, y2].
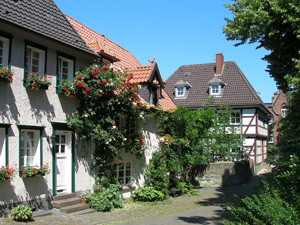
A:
[281, 107, 287, 118]
[114, 161, 132, 186]
[24, 41, 47, 86]
[231, 110, 241, 125]
[18, 125, 44, 173]
[211, 84, 220, 95]
[56, 52, 76, 90]
[0, 124, 10, 167]
[175, 86, 185, 98]
[0, 35, 11, 67]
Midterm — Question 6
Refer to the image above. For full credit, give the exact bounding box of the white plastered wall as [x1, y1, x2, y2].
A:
[0, 21, 96, 204]
[119, 117, 159, 198]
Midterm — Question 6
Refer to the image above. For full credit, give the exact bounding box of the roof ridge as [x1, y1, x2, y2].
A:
[127, 65, 152, 70]
[65, 14, 141, 65]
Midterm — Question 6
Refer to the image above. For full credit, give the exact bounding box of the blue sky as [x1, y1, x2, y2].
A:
[54, 0, 277, 103]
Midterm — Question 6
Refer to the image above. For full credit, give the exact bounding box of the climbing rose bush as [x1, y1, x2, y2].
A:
[58, 64, 146, 175]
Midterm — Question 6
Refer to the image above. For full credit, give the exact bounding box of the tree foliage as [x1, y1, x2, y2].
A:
[155, 99, 244, 186]
[223, 0, 300, 92]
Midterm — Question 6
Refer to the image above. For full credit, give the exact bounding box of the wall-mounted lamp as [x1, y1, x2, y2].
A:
[50, 134, 56, 144]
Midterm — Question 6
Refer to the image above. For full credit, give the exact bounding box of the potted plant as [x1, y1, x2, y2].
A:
[80, 192, 89, 204]
[0, 66, 13, 82]
[24, 73, 51, 91]
[20, 164, 50, 178]
[0, 165, 16, 182]
[11, 205, 33, 222]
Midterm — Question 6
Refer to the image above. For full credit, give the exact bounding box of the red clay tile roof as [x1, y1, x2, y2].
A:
[159, 89, 177, 110]
[126, 65, 153, 83]
[66, 15, 141, 69]
[66, 15, 176, 111]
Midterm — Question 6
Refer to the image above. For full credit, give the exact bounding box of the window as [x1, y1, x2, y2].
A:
[177, 87, 184, 96]
[114, 161, 132, 186]
[269, 133, 274, 143]
[281, 107, 286, 118]
[211, 85, 219, 95]
[20, 130, 40, 167]
[0, 128, 6, 167]
[57, 56, 74, 84]
[55, 134, 66, 154]
[0, 36, 10, 67]
[25, 45, 45, 75]
[149, 86, 159, 105]
[231, 111, 241, 124]
[269, 117, 273, 125]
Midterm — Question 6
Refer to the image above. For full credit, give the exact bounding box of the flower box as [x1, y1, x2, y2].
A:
[0, 66, 13, 83]
[0, 165, 17, 182]
[24, 73, 51, 91]
[20, 164, 50, 178]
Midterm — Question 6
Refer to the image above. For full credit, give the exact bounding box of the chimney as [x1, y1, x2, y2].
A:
[216, 53, 224, 75]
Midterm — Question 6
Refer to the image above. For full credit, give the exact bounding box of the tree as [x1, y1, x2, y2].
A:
[155, 99, 243, 186]
[223, 0, 300, 92]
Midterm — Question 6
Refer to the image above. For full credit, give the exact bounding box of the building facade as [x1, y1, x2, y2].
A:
[165, 53, 270, 165]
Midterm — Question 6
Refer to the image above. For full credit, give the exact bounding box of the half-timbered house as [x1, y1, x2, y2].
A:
[165, 53, 270, 164]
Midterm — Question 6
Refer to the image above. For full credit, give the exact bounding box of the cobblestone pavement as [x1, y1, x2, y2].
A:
[0, 171, 269, 225]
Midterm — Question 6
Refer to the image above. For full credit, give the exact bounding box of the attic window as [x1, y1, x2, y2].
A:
[184, 72, 190, 76]
[175, 80, 188, 98]
[177, 87, 184, 96]
[208, 77, 225, 96]
[211, 85, 219, 94]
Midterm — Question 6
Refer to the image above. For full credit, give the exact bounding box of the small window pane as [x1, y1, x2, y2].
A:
[32, 51, 39, 58]
[63, 61, 68, 67]
[61, 135, 66, 144]
[61, 145, 65, 153]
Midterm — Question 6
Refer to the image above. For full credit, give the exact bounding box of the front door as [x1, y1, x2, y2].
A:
[55, 131, 72, 193]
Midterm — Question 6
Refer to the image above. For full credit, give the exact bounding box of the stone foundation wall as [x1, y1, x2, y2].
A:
[194, 160, 254, 187]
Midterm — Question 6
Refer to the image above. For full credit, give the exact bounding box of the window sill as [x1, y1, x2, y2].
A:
[118, 185, 136, 191]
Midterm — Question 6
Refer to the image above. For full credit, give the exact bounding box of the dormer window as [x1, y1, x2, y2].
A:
[211, 85, 219, 95]
[208, 77, 226, 96]
[175, 80, 189, 98]
[177, 87, 184, 96]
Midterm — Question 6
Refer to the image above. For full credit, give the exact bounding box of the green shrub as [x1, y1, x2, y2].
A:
[88, 184, 122, 212]
[145, 152, 169, 196]
[132, 187, 164, 202]
[11, 205, 33, 222]
[224, 180, 300, 224]
[188, 189, 199, 196]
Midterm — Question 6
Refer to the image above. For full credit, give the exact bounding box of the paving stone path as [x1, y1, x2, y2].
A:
[0, 165, 271, 225]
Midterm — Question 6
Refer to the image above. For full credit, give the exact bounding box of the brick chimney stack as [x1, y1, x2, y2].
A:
[216, 53, 224, 75]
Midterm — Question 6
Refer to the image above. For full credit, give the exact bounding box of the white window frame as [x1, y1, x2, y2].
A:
[0, 36, 10, 67]
[268, 133, 274, 143]
[114, 161, 132, 186]
[281, 107, 286, 118]
[58, 56, 74, 83]
[210, 84, 220, 95]
[0, 128, 6, 167]
[175, 86, 185, 97]
[231, 110, 241, 125]
[25, 45, 45, 75]
[20, 130, 40, 167]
